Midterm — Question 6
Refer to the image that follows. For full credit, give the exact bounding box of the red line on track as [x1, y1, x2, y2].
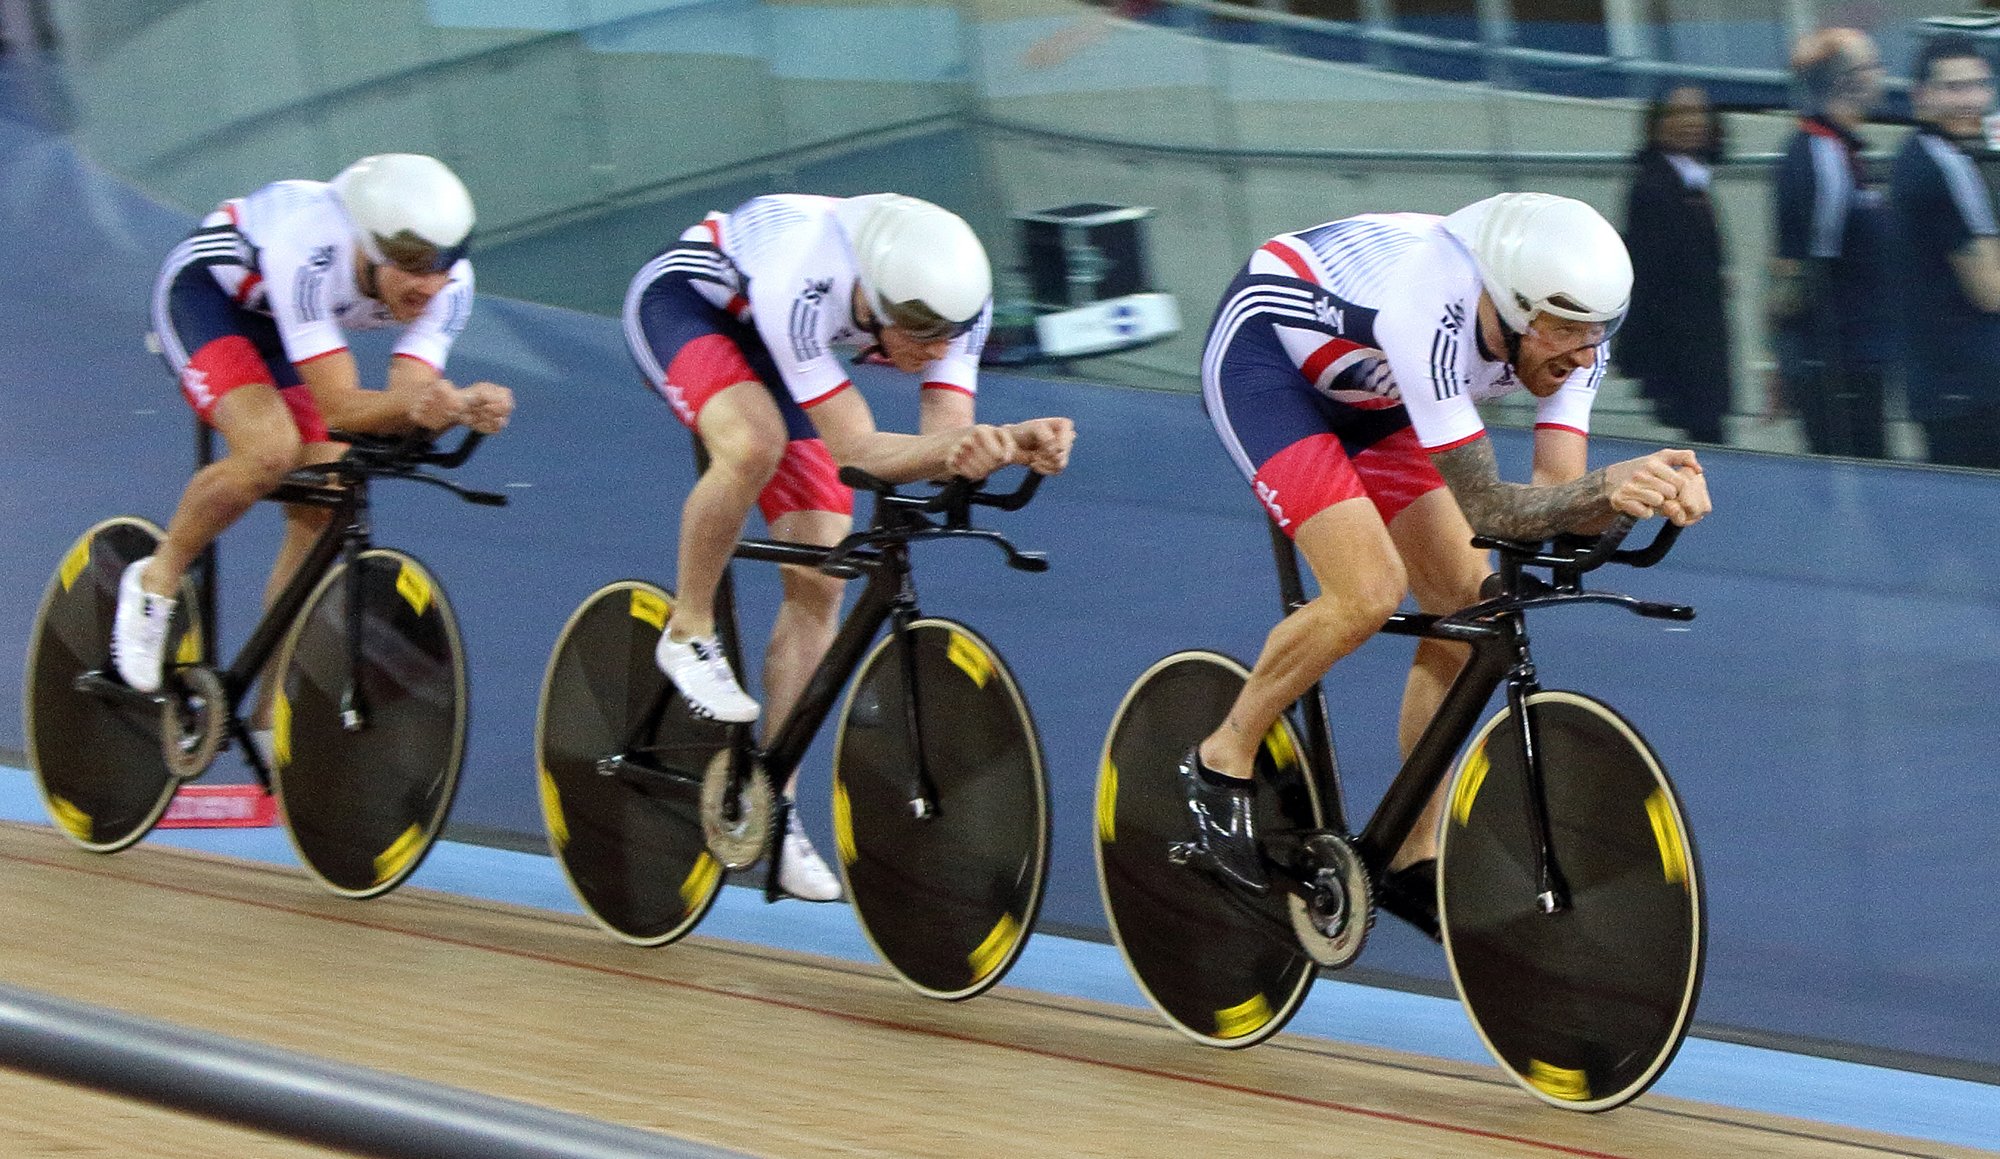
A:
[2, 846, 1635, 1159]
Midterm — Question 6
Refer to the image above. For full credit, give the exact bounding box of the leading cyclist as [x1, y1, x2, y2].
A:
[1184, 192, 1712, 935]
[624, 193, 1075, 901]
[115, 155, 515, 749]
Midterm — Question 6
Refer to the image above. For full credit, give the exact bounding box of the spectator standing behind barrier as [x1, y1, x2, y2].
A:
[1619, 85, 1733, 445]
[1889, 36, 2000, 469]
[1768, 28, 1893, 459]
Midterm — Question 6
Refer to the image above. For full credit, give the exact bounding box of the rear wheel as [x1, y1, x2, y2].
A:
[833, 619, 1048, 1000]
[269, 548, 467, 899]
[1095, 651, 1322, 1047]
[535, 581, 732, 945]
[24, 518, 204, 852]
[1440, 690, 1705, 1111]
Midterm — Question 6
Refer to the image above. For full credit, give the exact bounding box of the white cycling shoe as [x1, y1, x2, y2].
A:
[778, 809, 842, 902]
[655, 632, 760, 724]
[112, 557, 176, 694]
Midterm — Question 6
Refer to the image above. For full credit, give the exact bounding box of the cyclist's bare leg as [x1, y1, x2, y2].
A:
[761, 507, 851, 798]
[664, 381, 786, 640]
[1197, 496, 1405, 779]
[1384, 487, 1490, 870]
[141, 385, 303, 598]
[247, 440, 346, 730]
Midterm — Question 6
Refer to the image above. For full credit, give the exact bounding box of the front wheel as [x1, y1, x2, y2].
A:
[23, 518, 204, 852]
[268, 548, 467, 898]
[1440, 690, 1705, 1111]
[1095, 651, 1323, 1048]
[535, 581, 732, 945]
[832, 619, 1048, 1000]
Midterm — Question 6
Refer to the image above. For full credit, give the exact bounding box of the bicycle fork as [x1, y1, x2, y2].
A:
[1502, 644, 1571, 916]
[888, 604, 942, 821]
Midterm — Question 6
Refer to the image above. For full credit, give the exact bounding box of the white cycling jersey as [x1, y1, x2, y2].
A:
[164, 179, 472, 372]
[1217, 211, 1605, 451]
[680, 193, 990, 407]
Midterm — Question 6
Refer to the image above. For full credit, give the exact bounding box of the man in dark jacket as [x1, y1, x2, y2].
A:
[1768, 27, 1893, 459]
[1890, 34, 2000, 469]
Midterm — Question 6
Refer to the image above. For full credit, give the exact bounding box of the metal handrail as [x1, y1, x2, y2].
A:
[1124, 0, 1906, 93]
[975, 113, 1789, 168]
[0, 984, 744, 1159]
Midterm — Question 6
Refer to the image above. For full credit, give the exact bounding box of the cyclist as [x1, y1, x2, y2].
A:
[1185, 192, 1711, 934]
[624, 192, 1074, 902]
[114, 154, 515, 742]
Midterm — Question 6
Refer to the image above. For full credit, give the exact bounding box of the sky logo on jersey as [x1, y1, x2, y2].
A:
[1254, 478, 1290, 530]
[307, 245, 335, 270]
[181, 365, 213, 408]
[663, 381, 694, 424]
[1441, 301, 1465, 333]
[1314, 298, 1346, 331]
[801, 277, 833, 303]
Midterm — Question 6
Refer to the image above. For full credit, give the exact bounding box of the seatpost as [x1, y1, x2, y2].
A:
[194, 420, 220, 665]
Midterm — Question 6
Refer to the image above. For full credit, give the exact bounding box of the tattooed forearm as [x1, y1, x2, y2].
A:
[1433, 439, 1609, 541]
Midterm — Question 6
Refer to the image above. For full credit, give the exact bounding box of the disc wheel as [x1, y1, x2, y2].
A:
[1095, 651, 1322, 1047]
[833, 619, 1049, 1000]
[1440, 690, 1705, 1111]
[269, 548, 467, 899]
[535, 581, 732, 945]
[23, 517, 204, 852]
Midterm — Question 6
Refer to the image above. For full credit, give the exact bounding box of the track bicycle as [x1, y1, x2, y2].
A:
[1096, 516, 1704, 1111]
[536, 466, 1052, 999]
[22, 429, 505, 897]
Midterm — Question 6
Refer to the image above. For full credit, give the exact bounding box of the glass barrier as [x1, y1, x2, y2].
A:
[36, 0, 1998, 465]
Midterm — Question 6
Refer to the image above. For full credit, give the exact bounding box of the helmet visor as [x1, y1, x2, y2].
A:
[373, 229, 471, 275]
[1524, 293, 1625, 349]
[879, 296, 978, 343]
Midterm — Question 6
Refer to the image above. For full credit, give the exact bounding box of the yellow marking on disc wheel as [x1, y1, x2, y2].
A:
[1450, 743, 1490, 827]
[968, 913, 1022, 983]
[58, 535, 91, 593]
[47, 794, 91, 841]
[1214, 993, 1273, 1040]
[1262, 722, 1298, 771]
[1096, 757, 1118, 844]
[629, 588, 668, 631]
[680, 852, 721, 910]
[538, 767, 568, 851]
[372, 824, 424, 885]
[175, 630, 201, 665]
[1645, 787, 1689, 887]
[272, 693, 292, 769]
[395, 561, 432, 617]
[945, 631, 991, 688]
[831, 778, 856, 866]
[1526, 1059, 1592, 1102]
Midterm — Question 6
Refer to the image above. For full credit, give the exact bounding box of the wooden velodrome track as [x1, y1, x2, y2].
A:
[0, 821, 1980, 1159]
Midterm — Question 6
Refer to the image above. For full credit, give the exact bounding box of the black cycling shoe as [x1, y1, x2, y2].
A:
[1376, 859, 1440, 942]
[1175, 747, 1269, 896]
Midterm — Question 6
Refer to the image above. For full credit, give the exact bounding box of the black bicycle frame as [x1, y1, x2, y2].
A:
[719, 534, 928, 796]
[1265, 521, 1555, 899]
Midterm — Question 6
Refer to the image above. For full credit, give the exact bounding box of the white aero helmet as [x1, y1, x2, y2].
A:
[1441, 192, 1631, 338]
[846, 194, 992, 339]
[331, 153, 475, 274]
